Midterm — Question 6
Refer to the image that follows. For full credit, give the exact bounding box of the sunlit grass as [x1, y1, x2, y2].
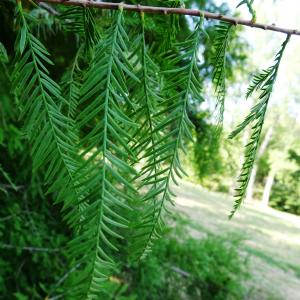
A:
[173, 180, 300, 300]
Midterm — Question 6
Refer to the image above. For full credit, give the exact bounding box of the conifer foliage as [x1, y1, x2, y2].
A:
[4, 0, 291, 298]
[212, 21, 233, 129]
[229, 35, 290, 218]
[13, 1, 82, 221]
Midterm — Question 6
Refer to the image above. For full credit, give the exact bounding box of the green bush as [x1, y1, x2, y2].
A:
[270, 181, 300, 215]
[107, 228, 250, 300]
[270, 150, 300, 215]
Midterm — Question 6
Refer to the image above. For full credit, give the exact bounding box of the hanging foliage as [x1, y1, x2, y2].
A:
[1, 0, 294, 298]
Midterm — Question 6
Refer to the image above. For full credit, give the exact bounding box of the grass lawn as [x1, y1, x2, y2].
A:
[173, 180, 300, 300]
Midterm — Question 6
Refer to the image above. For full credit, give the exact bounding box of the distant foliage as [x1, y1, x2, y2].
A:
[270, 150, 300, 215]
[191, 111, 223, 180]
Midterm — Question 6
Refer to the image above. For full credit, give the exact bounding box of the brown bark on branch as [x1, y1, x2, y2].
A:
[36, 0, 300, 36]
[39, 2, 60, 15]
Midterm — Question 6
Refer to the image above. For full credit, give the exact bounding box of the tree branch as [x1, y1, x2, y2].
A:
[1, 243, 61, 252]
[39, 2, 60, 15]
[36, 0, 300, 36]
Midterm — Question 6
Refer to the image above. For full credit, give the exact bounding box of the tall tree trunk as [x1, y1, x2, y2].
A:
[261, 170, 275, 207]
[230, 128, 250, 195]
[245, 127, 273, 201]
[246, 165, 257, 202]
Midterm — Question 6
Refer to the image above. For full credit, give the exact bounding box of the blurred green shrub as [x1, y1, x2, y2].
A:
[270, 181, 300, 215]
[270, 150, 300, 215]
[106, 228, 250, 300]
